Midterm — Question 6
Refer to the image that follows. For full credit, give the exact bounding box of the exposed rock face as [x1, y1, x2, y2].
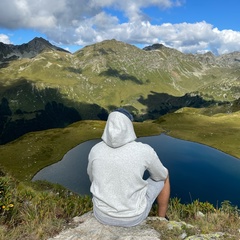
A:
[48, 211, 229, 240]
[0, 37, 69, 61]
[48, 211, 161, 240]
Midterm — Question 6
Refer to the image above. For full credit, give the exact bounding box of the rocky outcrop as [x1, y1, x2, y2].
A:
[48, 211, 230, 240]
[48, 211, 161, 240]
[0, 37, 69, 62]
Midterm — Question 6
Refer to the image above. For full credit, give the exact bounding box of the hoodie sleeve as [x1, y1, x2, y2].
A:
[87, 149, 94, 182]
[147, 147, 168, 181]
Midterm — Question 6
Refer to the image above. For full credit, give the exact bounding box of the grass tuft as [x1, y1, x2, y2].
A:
[149, 198, 240, 239]
[0, 172, 93, 240]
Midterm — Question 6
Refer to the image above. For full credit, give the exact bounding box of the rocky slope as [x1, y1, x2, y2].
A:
[0, 37, 69, 62]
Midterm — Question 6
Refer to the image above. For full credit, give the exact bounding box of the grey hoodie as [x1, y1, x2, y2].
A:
[87, 111, 168, 222]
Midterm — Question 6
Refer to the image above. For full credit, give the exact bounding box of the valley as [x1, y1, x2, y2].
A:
[0, 38, 239, 164]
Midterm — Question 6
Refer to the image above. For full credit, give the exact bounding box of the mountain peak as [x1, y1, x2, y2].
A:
[0, 37, 70, 62]
[22, 37, 70, 54]
[28, 37, 51, 46]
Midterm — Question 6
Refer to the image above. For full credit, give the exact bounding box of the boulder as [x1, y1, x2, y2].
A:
[48, 211, 162, 240]
[48, 211, 229, 240]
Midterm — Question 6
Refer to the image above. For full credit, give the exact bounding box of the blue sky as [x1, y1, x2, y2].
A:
[0, 0, 240, 55]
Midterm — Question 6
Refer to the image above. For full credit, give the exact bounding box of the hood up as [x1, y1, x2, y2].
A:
[101, 111, 137, 148]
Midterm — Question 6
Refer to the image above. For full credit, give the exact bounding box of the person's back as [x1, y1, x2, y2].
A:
[87, 108, 170, 227]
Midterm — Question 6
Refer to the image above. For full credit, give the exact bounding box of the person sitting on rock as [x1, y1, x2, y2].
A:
[87, 108, 170, 227]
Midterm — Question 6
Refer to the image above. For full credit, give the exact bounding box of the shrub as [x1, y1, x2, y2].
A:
[0, 175, 16, 223]
[0, 173, 93, 240]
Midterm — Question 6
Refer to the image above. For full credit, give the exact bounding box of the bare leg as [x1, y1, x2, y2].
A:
[157, 176, 170, 217]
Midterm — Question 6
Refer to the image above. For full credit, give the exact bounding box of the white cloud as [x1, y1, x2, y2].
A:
[0, 34, 11, 44]
[214, 29, 240, 54]
[0, 0, 240, 55]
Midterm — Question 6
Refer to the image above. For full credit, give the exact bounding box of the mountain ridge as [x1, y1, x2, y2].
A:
[0, 37, 69, 62]
[0, 38, 239, 143]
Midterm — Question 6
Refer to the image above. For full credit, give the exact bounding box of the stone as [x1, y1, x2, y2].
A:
[48, 211, 232, 240]
[185, 232, 225, 240]
[48, 211, 162, 240]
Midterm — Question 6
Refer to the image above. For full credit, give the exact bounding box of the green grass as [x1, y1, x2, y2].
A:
[1, 173, 240, 240]
[0, 120, 163, 181]
[149, 198, 240, 239]
[0, 173, 93, 240]
[0, 120, 105, 181]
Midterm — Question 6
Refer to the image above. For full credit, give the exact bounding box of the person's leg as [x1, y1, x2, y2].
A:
[157, 176, 170, 217]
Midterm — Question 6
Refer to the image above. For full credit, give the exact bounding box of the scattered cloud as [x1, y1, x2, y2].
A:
[0, 34, 11, 44]
[0, 0, 240, 55]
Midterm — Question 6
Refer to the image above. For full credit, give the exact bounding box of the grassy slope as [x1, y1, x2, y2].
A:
[0, 120, 163, 181]
[0, 109, 239, 182]
[2, 40, 239, 116]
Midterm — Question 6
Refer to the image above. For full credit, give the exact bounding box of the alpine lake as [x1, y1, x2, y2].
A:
[32, 134, 240, 208]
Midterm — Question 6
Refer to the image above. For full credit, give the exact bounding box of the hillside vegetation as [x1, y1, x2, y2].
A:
[1, 39, 240, 111]
[1, 38, 240, 143]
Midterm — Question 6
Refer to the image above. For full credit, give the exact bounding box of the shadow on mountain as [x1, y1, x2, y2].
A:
[0, 61, 11, 69]
[97, 48, 112, 55]
[64, 67, 82, 74]
[99, 67, 143, 84]
[93, 45, 117, 56]
[232, 98, 240, 111]
[0, 79, 108, 144]
[0, 99, 81, 144]
[137, 91, 228, 120]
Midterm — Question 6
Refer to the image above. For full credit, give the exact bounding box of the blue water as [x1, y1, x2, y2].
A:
[32, 134, 240, 207]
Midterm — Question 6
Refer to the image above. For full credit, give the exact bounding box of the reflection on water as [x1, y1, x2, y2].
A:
[32, 134, 240, 207]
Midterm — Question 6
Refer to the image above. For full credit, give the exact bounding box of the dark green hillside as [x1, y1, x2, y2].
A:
[0, 120, 162, 181]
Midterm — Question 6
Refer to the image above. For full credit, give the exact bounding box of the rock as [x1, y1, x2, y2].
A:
[185, 232, 225, 240]
[196, 211, 205, 218]
[48, 211, 232, 240]
[48, 211, 162, 240]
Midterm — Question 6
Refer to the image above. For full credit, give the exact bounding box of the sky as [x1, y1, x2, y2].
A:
[0, 0, 240, 55]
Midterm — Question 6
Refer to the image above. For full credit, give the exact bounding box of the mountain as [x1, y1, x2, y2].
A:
[0, 38, 239, 143]
[0, 37, 69, 63]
